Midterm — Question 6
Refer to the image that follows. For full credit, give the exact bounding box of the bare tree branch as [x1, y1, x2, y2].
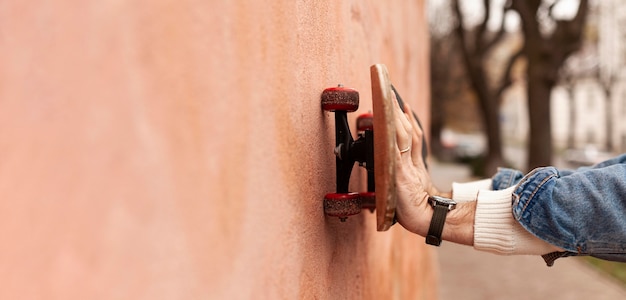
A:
[483, 6, 510, 52]
[548, 0, 560, 20]
[476, 0, 491, 51]
[572, 0, 588, 24]
[551, 0, 589, 61]
[496, 48, 524, 102]
[452, 0, 471, 57]
[510, 0, 541, 37]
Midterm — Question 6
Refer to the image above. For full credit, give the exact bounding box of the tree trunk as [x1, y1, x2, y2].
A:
[430, 97, 445, 158]
[527, 65, 554, 169]
[511, 0, 588, 171]
[480, 94, 504, 175]
[567, 85, 576, 149]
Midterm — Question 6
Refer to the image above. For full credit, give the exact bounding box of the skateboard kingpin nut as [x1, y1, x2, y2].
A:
[321, 85, 359, 112]
[333, 144, 344, 160]
[323, 193, 362, 222]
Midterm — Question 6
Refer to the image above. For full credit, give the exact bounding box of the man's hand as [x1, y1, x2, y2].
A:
[392, 94, 475, 245]
[392, 94, 436, 237]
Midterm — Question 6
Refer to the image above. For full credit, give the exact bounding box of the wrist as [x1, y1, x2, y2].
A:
[396, 192, 431, 237]
[441, 201, 476, 246]
[423, 196, 476, 247]
[397, 192, 477, 247]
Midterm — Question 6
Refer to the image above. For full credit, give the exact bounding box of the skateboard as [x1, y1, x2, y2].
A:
[321, 64, 427, 231]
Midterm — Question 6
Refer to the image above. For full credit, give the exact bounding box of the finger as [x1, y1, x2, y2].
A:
[403, 103, 423, 138]
[394, 107, 411, 153]
[392, 92, 413, 138]
[403, 103, 426, 167]
[392, 92, 413, 154]
[410, 117, 425, 167]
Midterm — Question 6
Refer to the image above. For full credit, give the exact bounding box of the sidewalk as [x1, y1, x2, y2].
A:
[430, 161, 626, 300]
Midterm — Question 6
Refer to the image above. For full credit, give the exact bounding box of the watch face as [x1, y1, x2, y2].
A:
[429, 195, 457, 210]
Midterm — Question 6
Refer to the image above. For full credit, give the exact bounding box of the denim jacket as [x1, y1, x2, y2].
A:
[492, 154, 626, 266]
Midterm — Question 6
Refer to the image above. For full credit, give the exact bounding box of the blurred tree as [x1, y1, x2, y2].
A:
[598, 72, 616, 151]
[510, 0, 589, 169]
[559, 67, 577, 150]
[429, 4, 475, 161]
[429, 32, 454, 159]
[451, 0, 589, 171]
[557, 9, 598, 152]
[430, 3, 484, 166]
[451, 0, 522, 175]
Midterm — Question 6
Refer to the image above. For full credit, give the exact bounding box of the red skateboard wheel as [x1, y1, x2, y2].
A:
[356, 113, 374, 131]
[323, 192, 361, 221]
[321, 86, 359, 112]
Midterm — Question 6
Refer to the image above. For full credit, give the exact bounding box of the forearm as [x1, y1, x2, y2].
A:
[431, 181, 561, 254]
[442, 201, 476, 246]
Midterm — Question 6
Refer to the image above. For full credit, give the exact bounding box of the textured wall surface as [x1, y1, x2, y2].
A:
[0, 1, 433, 299]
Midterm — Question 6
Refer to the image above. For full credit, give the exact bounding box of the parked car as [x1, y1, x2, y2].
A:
[440, 129, 486, 159]
[564, 145, 614, 167]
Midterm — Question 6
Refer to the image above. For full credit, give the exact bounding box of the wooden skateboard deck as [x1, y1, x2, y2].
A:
[371, 64, 397, 232]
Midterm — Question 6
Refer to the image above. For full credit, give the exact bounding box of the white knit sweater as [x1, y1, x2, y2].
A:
[452, 180, 561, 255]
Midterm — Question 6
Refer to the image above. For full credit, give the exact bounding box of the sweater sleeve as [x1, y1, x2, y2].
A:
[472, 186, 561, 255]
[451, 179, 492, 202]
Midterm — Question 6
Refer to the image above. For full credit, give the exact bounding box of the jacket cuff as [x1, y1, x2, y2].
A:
[473, 187, 560, 255]
[452, 179, 492, 202]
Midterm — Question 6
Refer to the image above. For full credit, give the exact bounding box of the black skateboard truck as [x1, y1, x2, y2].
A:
[321, 85, 375, 222]
[321, 84, 428, 223]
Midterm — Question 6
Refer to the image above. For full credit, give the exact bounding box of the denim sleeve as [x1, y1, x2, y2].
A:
[512, 164, 626, 261]
[560, 153, 626, 176]
[491, 168, 524, 190]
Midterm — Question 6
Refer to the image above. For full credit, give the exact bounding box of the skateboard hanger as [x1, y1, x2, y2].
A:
[321, 85, 376, 222]
[321, 64, 428, 231]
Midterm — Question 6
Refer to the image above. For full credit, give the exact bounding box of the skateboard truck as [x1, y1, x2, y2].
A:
[321, 85, 376, 222]
[322, 64, 428, 230]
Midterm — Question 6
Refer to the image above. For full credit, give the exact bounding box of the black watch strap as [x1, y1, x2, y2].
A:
[426, 204, 450, 246]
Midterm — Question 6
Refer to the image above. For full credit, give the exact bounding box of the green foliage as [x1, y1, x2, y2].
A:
[455, 155, 515, 177]
[455, 155, 486, 177]
[584, 257, 626, 286]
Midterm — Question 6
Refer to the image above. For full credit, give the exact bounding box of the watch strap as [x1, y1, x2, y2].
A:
[426, 204, 449, 246]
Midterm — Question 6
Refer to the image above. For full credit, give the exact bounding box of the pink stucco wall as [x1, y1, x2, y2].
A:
[0, 1, 433, 299]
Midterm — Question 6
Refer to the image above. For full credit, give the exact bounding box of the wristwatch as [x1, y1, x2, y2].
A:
[425, 195, 457, 246]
